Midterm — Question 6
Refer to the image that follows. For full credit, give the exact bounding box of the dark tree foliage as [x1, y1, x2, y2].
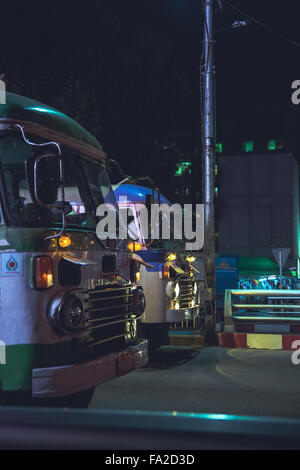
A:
[1, 0, 196, 200]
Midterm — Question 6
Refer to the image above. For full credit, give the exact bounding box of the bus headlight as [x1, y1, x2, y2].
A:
[193, 281, 198, 296]
[61, 297, 84, 331]
[173, 282, 180, 299]
[48, 294, 85, 335]
[166, 281, 181, 299]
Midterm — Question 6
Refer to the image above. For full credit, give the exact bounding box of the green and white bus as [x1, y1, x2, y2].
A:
[0, 93, 147, 407]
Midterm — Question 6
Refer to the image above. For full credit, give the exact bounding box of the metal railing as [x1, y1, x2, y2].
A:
[224, 289, 300, 333]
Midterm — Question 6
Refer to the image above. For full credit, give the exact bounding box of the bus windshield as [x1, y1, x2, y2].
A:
[0, 135, 118, 231]
[134, 204, 186, 253]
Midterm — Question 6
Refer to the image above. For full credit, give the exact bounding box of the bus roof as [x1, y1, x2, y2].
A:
[0, 92, 106, 161]
[114, 184, 170, 205]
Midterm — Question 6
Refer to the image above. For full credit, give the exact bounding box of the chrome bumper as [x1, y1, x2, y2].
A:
[32, 339, 148, 399]
[166, 306, 200, 323]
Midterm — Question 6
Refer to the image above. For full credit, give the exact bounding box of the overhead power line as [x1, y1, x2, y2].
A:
[223, 0, 300, 48]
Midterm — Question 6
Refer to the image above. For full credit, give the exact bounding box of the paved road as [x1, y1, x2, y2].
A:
[89, 346, 300, 419]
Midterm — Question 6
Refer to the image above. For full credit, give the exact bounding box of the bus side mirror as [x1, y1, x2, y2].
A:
[26, 154, 69, 213]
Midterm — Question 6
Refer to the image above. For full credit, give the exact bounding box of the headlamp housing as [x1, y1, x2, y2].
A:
[48, 292, 85, 335]
[133, 286, 146, 315]
[166, 281, 181, 299]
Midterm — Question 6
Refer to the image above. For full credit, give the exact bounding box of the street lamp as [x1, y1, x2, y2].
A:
[216, 19, 250, 34]
[201, 2, 250, 338]
[201, 0, 216, 333]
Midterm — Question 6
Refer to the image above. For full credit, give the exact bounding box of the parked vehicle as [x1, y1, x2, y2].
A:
[0, 93, 147, 407]
[114, 183, 200, 350]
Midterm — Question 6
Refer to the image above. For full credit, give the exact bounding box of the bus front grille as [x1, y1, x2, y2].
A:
[178, 278, 194, 309]
[86, 283, 138, 354]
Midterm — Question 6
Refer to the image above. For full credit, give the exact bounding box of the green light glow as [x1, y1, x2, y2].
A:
[175, 166, 183, 176]
[238, 256, 279, 274]
[268, 139, 276, 151]
[26, 106, 66, 118]
[203, 414, 232, 420]
[242, 141, 254, 153]
[169, 412, 249, 421]
[216, 142, 223, 153]
[168, 412, 258, 422]
[97, 409, 287, 433]
[175, 161, 192, 177]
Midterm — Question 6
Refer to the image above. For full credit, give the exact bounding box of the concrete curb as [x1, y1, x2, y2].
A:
[218, 333, 300, 350]
[169, 332, 204, 347]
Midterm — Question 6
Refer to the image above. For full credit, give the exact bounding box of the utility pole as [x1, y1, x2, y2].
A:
[201, 0, 216, 333]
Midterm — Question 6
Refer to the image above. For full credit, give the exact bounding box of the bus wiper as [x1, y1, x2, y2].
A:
[15, 124, 67, 241]
[14, 124, 62, 156]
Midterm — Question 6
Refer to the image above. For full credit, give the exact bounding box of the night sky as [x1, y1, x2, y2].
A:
[1, 0, 300, 196]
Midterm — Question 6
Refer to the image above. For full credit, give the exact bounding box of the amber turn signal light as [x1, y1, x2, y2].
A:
[34, 256, 54, 289]
[58, 236, 71, 248]
[128, 241, 143, 252]
[162, 263, 170, 279]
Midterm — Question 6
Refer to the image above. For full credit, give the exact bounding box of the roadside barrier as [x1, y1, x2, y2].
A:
[218, 289, 300, 350]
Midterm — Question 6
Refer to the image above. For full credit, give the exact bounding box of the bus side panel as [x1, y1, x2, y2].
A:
[0, 251, 100, 392]
[0, 345, 34, 391]
[139, 265, 167, 324]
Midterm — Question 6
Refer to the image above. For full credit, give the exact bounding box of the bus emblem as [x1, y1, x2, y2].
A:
[1, 253, 23, 276]
[6, 256, 18, 272]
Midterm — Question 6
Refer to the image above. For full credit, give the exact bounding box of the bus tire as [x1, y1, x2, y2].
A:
[138, 322, 169, 355]
[34, 388, 95, 409]
[0, 388, 95, 409]
[0, 391, 32, 407]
